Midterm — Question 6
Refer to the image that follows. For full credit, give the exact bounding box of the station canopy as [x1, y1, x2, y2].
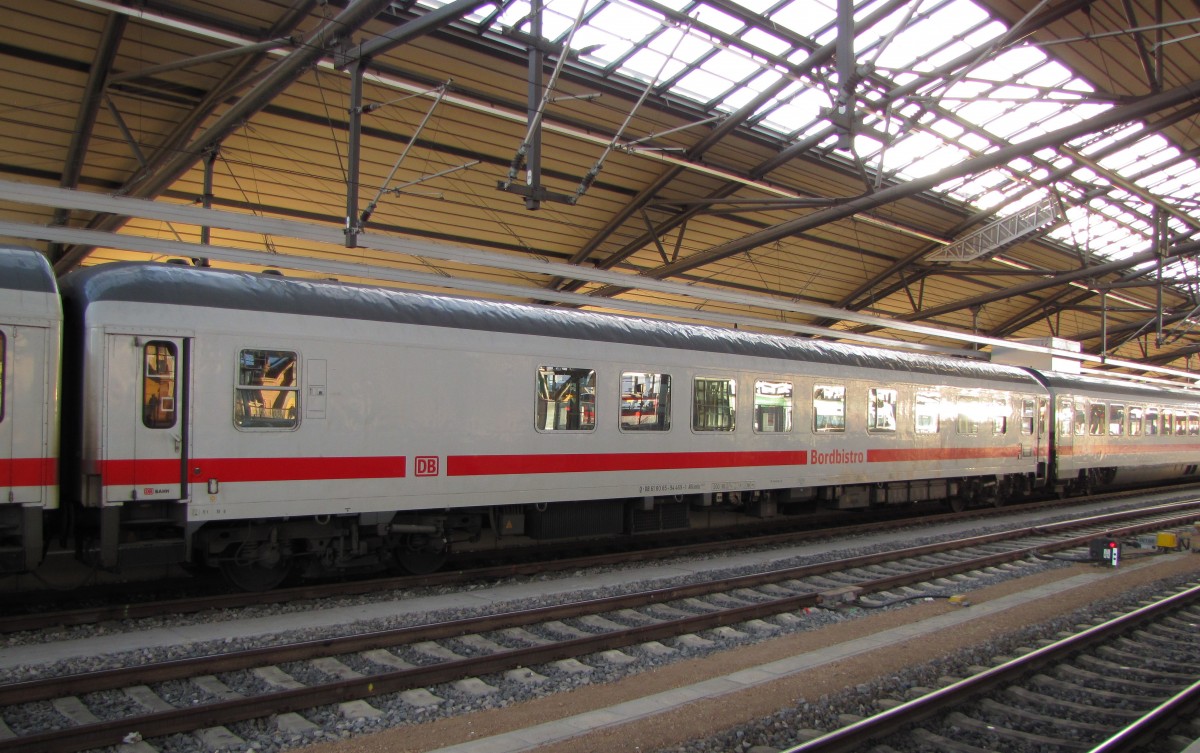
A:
[1, 0, 1199, 381]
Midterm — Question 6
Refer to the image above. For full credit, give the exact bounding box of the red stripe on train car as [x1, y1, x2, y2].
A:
[867, 447, 1022, 462]
[0, 458, 58, 487]
[101, 456, 407, 486]
[195, 456, 407, 482]
[98, 459, 180, 486]
[447, 450, 811, 476]
[1056, 442, 1200, 456]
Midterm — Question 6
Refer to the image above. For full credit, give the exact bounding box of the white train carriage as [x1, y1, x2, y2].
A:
[0, 246, 61, 572]
[59, 261, 1052, 587]
[1036, 371, 1200, 493]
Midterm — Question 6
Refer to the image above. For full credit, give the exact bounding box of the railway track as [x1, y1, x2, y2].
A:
[787, 581, 1200, 753]
[4, 488, 1197, 636]
[1, 502, 1197, 753]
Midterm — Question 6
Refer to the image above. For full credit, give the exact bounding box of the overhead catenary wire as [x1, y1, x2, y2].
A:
[359, 80, 451, 227]
[573, 18, 693, 202]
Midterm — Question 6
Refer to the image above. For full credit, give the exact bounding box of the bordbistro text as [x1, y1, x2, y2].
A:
[810, 449, 866, 465]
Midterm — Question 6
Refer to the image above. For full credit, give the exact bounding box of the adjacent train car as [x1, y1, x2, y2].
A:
[1031, 371, 1200, 493]
[0, 246, 61, 572]
[2, 250, 1198, 589]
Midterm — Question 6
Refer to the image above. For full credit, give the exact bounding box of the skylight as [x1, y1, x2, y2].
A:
[446, 0, 1199, 281]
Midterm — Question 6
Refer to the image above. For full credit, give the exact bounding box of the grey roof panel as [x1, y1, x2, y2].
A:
[62, 262, 1043, 386]
[1032, 370, 1200, 403]
[0, 245, 57, 294]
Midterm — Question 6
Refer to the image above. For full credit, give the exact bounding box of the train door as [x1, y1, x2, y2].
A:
[1053, 394, 1073, 482]
[0, 323, 51, 504]
[1035, 397, 1049, 481]
[0, 324, 13, 499]
[103, 335, 188, 503]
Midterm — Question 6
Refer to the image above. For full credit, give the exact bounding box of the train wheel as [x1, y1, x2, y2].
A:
[950, 479, 976, 512]
[991, 478, 1010, 508]
[395, 534, 448, 575]
[219, 540, 294, 591]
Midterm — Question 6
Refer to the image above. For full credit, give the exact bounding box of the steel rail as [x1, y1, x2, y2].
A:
[1087, 678, 1200, 753]
[0, 509, 1196, 752]
[783, 583, 1200, 752]
[3, 503, 1196, 707]
[6, 492, 1196, 635]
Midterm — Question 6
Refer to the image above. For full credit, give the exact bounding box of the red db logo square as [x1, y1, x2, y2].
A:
[415, 456, 439, 477]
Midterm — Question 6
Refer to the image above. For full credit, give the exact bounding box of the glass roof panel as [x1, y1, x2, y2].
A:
[724, 0, 776, 13]
[571, 26, 633, 65]
[755, 83, 824, 133]
[648, 26, 713, 62]
[768, 0, 835, 38]
[620, 46, 690, 83]
[740, 27, 793, 56]
[692, 3, 746, 34]
[474, 0, 1195, 297]
[587, 2, 665, 43]
[540, 0, 590, 37]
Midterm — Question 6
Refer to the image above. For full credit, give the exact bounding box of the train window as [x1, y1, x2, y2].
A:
[1163, 410, 1174, 436]
[1022, 399, 1037, 435]
[537, 366, 596, 431]
[1176, 412, 1188, 435]
[1074, 401, 1087, 436]
[693, 377, 736, 432]
[754, 380, 793, 433]
[1088, 404, 1105, 436]
[0, 331, 5, 422]
[620, 372, 670, 431]
[867, 388, 896, 432]
[1190, 413, 1199, 436]
[1128, 406, 1143, 436]
[1146, 407, 1159, 435]
[992, 401, 1008, 435]
[1108, 404, 1125, 436]
[813, 385, 845, 432]
[1056, 397, 1072, 437]
[956, 396, 983, 435]
[914, 392, 940, 434]
[142, 341, 177, 430]
[236, 349, 299, 429]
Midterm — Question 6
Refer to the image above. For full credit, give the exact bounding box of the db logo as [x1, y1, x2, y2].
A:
[415, 456, 440, 477]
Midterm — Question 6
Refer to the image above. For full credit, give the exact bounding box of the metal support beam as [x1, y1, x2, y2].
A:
[107, 37, 295, 83]
[49, 10, 126, 254]
[555, 0, 911, 286]
[832, 0, 856, 150]
[55, 0, 489, 272]
[895, 241, 1200, 324]
[518, 0, 544, 210]
[346, 59, 367, 248]
[200, 148, 217, 247]
[51, 0, 322, 271]
[616, 79, 1200, 291]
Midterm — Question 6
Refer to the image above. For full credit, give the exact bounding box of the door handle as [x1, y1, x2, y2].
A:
[171, 433, 181, 452]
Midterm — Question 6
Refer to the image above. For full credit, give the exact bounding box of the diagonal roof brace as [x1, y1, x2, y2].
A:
[53, 0, 496, 274]
[619, 79, 1200, 289]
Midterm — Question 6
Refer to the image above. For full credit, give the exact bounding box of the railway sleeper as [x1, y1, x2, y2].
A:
[943, 710, 1095, 750]
[1055, 663, 1187, 695]
[976, 698, 1118, 735]
[1003, 686, 1144, 721]
[1029, 673, 1162, 708]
